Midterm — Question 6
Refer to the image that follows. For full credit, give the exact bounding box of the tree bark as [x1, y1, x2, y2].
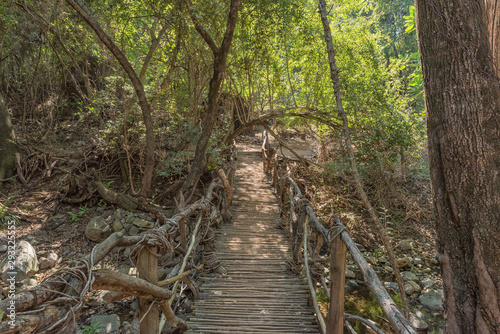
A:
[0, 95, 18, 191]
[65, 0, 155, 196]
[415, 1, 500, 333]
[181, 0, 240, 194]
[485, 0, 500, 77]
[317, 0, 411, 321]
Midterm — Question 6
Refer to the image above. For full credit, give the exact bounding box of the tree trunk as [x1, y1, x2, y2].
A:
[65, 0, 155, 197]
[317, 0, 411, 322]
[0, 95, 18, 191]
[415, 1, 500, 333]
[181, 0, 241, 194]
[485, 0, 500, 77]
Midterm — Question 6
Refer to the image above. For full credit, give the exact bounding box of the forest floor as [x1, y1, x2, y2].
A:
[0, 130, 443, 333]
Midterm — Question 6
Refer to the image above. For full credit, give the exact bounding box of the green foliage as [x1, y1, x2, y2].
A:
[67, 205, 89, 222]
[0, 198, 18, 228]
[80, 321, 103, 334]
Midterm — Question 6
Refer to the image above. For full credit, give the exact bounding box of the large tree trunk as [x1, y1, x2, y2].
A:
[66, 0, 155, 197]
[415, 1, 500, 333]
[0, 95, 18, 191]
[485, 0, 500, 77]
[181, 0, 240, 194]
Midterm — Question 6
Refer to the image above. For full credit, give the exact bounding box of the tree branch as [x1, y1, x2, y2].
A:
[184, 0, 218, 53]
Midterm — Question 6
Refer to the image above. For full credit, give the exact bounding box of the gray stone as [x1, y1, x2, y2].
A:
[132, 219, 154, 229]
[112, 219, 123, 232]
[398, 240, 413, 251]
[39, 252, 58, 270]
[113, 209, 123, 220]
[90, 314, 121, 333]
[0, 240, 38, 282]
[21, 278, 38, 289]
[128, 225, 139, 236]
[378, 257, 388, 264]
[0, 245, 7, 252]
[410, 312, 429, 331]
[408, 280, 421, 293]
[124, 248, 131, 258]
[418, 290, 443, 311]
[384, 265, 393, 273]
[404, 283, 415, 295]
[384, 281, 399, 292]
[402, 271, 418, 282]
[345, 270, 355, 279]
[85, 217, 112, 242]
[421, 278, 437, 288]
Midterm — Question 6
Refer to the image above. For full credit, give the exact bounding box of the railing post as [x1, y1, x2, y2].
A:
[327, 230, 346, 334]
[138, 246, 159, 333]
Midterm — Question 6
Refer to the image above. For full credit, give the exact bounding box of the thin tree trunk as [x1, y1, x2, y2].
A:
[181, 0, 241, 194]
[0, 95, 18, 190]
[66, 0, 155, 196]
[317, 0, 411, 322]
[415, 1, 500, 333]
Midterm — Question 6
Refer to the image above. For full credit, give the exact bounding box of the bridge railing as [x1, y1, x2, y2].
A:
[261, 131, 416, 334]
[0, 145, 237, 333]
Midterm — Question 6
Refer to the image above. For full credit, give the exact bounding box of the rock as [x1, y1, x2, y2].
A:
[418, 290, 443, 311]
[85, 217, 112, 242]
[132, 219, 154, 229]
[128, 226, 139, 236]
[421, 278, 437, 289]
[378, 257, 388, 264]
[397, 257, 412, 268]
[21, 278, 38, 289]
[183, 299, 193, 312]
[402, 271, 418, 282]
[408, 281, 421, 293]
[124, 248, 131, 258]
[0, 245, 7, 252]
[112, 219, 123, 232]
[345, 270, 356, 279]
[121, 319, 139, 334]
[0, 240, 39, 282]
[405, 283, 415, 295]
[384, 265, 393, 273]
[39, 252, 58, 270]
[410, 312, 429, 331]
[89, 314, 121, 333]
[345, 279, 359, 294]
[118, 267, 138, 276]
[113, 209, 123, 220]
[384, 281, 399, 292]
[367, 256, 377, 265]
[398, 240, 413, 251]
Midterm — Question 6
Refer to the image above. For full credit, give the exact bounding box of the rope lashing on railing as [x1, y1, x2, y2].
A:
[130, 229, 175, 267]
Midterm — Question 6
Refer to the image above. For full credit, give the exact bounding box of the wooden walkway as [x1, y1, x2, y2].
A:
[186, 149, 320, 333]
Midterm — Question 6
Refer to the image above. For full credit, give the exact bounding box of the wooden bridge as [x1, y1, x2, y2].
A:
[186, 148, 321, 333]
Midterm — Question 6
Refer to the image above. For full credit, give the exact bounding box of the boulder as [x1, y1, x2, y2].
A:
[85, 217, 112, 242]
[418, 290, 443, 311]
[0, 240, 38, 282]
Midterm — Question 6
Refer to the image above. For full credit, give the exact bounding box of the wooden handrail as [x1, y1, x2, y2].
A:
[260, 132, 416, 334]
